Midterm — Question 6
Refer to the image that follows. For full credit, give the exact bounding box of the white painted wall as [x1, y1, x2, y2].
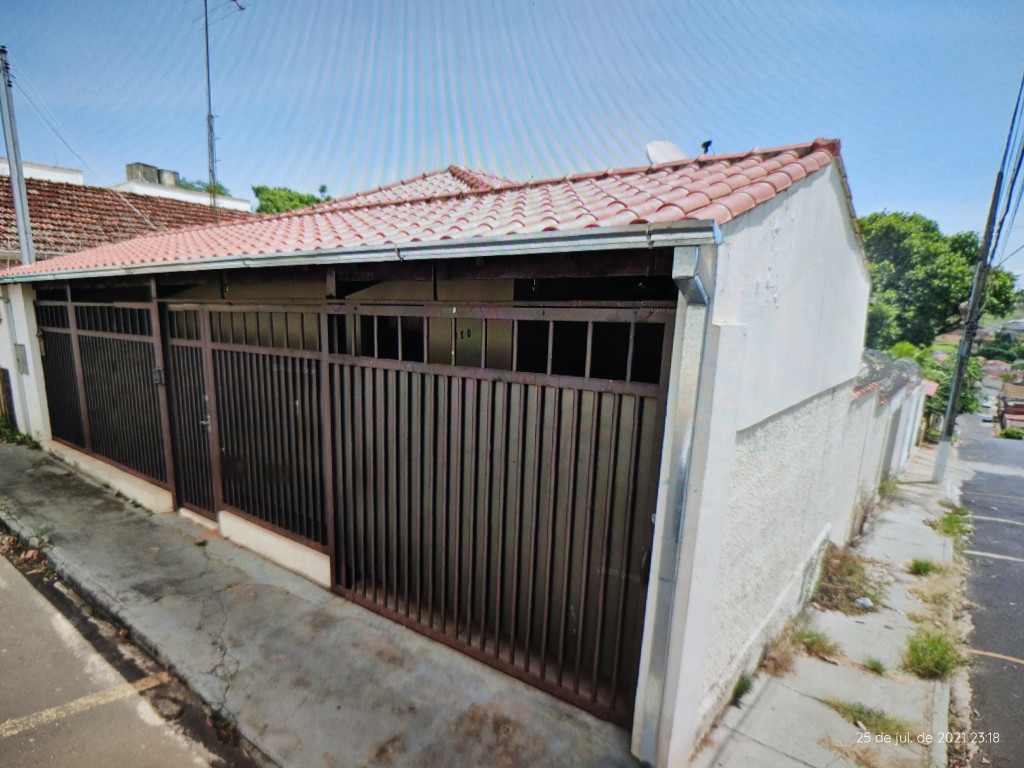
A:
[647, 163, 873, 767]
[0, 283, 50, 440]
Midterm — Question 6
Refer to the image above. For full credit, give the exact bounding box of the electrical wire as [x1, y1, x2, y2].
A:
[989, 65, 1024, 267]
[8, 62, 159, 232]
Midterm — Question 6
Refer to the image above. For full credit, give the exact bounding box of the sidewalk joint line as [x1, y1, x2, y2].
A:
[0, 672, 169, 740]
[964, 549, 1024, 564]
[965, 648, 1024, 667]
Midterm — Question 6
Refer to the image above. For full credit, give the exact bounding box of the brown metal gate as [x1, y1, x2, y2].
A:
[328, 302, 672, 725]
[35, 294, 673, 726]
[35, 300, 172, 487]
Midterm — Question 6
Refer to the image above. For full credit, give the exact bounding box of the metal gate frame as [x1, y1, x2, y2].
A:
[36, 291, 675, 726]
[35, 292, 175, 490]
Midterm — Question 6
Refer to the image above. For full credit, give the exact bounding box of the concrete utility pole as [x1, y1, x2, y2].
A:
[932, 172, 1003, 482]
[0, 45, 35, 266]
[202, 0, 219, 222]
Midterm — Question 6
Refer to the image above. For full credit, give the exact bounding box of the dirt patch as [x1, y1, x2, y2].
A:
[371, 734, 407, 765]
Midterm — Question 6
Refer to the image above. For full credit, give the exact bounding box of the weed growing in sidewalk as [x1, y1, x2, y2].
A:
[822, 737, 885, 768]
[793, 621, 840, 659]
[825, 698, 912, 738]
[908, 558, 945, 576]
[936, 511, 971, 538]
[729, 673, 753, 707]
[862, 657, 886, 675]
[813, 543, 885, 613]
[0, 414, 39, 448]
[903, 629, 964, 679]
[877, 475, 900, 500]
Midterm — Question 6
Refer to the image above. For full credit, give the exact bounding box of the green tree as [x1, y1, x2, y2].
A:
[860, 212, 1017, 347]
[977, 331, 1024, 363]
[252, 185, 330, 214]
[920, 354, 982, 420]
[177, 176, 230, 196]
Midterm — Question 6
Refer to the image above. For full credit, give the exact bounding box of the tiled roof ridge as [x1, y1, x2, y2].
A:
[258, 138, 840, 225]
[445, 165, 515, 191]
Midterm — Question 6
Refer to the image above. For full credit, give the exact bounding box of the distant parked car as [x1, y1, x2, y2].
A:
[982, 413, 994, 422]
[983, 399, 994, 408]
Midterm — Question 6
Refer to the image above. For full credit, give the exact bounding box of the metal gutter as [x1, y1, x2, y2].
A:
[0, 221, 722, 284]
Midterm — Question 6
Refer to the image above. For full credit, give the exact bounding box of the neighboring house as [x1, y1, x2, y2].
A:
[1, 139, 903, 766]
[0, 159, 253, 267]
[1000, 382, 1024, 429]
[981, 358, 1012, 377]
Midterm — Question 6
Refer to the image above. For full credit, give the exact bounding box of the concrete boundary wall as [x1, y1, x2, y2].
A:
[684, 375, 926, 757]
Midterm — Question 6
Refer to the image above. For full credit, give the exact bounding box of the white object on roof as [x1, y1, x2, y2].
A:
[645, 141, 690, 164]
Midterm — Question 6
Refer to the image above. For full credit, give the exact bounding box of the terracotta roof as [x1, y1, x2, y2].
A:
[0, 175, 254, 264]
[0, 139, 841, 280]
[313, 166, 516, 211]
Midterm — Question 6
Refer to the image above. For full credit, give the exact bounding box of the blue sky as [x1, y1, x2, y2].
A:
[6, 1, 1024, 274]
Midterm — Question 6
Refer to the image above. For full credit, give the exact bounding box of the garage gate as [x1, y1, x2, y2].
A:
[36, 295, 674, 726]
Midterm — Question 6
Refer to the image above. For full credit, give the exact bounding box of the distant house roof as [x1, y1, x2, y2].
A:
[922, 379, 939, 397]
[1002, 382, 1024, 400]
[0, 174, 255, 266]
[0, 138, 843, 281]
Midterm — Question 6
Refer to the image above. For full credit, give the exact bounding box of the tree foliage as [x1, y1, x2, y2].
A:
[252, 185, 330, 214]
[860, 212, 1017, 347]
[177, 176, 230, 196]
[977, 331, 1024, 363]
[888, 342, 982, 419]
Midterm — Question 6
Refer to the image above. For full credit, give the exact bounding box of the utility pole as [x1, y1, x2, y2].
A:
[0, 46, 35, 266]
[0, 45, 34, 436]
[932, 172, 1003, 482]
[203, 0, 219, 222]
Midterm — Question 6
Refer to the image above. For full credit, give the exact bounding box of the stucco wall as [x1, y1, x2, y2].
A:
[0, 283, 49, 439]
[656, 163, 876, 766]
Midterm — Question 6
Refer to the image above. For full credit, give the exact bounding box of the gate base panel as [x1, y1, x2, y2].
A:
[219, 509, 332, 588]
[43, 440, 174, 513]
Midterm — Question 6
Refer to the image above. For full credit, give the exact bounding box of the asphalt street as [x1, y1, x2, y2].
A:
[0, 544, 257, 768]
[957, 429, 1024, 768]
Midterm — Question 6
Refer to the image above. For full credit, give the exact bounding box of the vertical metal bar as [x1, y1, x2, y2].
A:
[476, 379, 492, 652]
[321, 313, 336, 573]
[67, 302, 92, 451]
[398, 370, 410, 614]
[511, 319, 519, 372]
[436, 375, 449, 631]
[200, 310, 224, 514]
[491, 381, 509, 658]
[373, 315, 379, 359]
[546, 321, 554, 375]
[372, 367, 385, 602]
[609, 395, 641, 710]
[397, 315, 403, 361]
[387, 369, 399, 609]
[507, 384, 525, 665]
[464, 378, 478, 645]
[556, 389, 580, 684]
[353, 366, 368, 598]
[150, 290, 176, 495]
[410, 370, 422, 618]
[480, 318, 487, 368]
[590, 394, 623, 702]
[540, 386, 562, 679]
[424, 374, 436, 626]
[625, 323, 636, 383]
[522, 385, 543, 672]
[451, 378, 464, 640]
[449, 315, 456, 366]
[585, 321, 594, 379]
[573, 397, 601, 694]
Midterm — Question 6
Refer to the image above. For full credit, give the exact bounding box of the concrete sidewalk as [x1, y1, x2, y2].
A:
[0, 443, 636, 768]
[692, 448, 968, 768]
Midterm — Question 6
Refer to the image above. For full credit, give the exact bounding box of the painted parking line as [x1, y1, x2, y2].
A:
[971, 514, 1024, 527]
[0, 671, 169, 740]
[963, 491, 1024, 502]
[964, 550, 1024, 564]
[966, 648, 1024, 667]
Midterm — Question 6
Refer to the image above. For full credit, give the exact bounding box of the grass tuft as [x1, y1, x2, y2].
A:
[793, 621, 840, 658]
[826, 698, 912, 737]
[903, 629, 964, 679]
[0, 414, 39, 448]
[862, 657, 886, 675]
[877, 476, 900, 500]
[814, 543, 885, 613]
[908, 558, 945, 576]
[730, 673, 753, 707]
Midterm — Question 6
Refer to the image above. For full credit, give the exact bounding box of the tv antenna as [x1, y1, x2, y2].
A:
[202, 0, 245, 220]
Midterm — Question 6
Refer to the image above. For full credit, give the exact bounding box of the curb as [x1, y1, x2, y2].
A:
[0, 506, 280, 768]
[929, 680, 950, 768]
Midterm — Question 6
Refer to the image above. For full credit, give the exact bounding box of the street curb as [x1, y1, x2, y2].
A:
[0, 507, 280, 768]
[929, 680, 950, 768]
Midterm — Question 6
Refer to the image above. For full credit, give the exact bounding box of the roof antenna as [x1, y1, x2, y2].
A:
[701, 140, 712, 156]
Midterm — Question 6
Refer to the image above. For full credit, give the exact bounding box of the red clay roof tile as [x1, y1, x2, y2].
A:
[0, 139, 841, 280]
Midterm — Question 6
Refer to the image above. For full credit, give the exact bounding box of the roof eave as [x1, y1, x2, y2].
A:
[2, 221, 722, 284]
